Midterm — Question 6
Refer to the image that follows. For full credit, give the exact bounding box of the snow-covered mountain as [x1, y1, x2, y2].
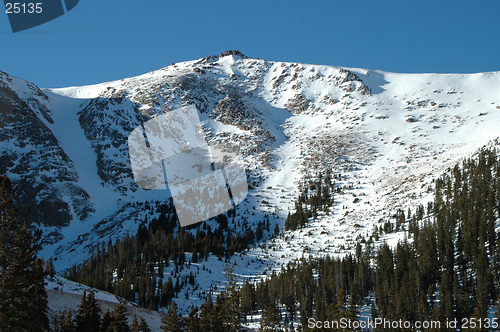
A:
[2, 51, 500, 297]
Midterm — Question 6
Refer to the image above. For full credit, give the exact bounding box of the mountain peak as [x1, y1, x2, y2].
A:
[201, 50, 248, 64]
[218, 50, 247, 58]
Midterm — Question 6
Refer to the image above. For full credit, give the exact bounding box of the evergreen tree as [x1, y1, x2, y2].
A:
[45, 257, 55, 281]
[222, 265, 242, 331]
[187, 307, 200, 332]
[100, 309, 113, 332]
[138, 317, 150, 332]
[199, 293, 224, 331]
[108, 304, 130, 332]
[61, 309, 76, 332]
[160, 301, 184, 332]
[240, 280, 255, 320]
[130, 315, 151, 332]
[53, 309, 76, 332]
[260, 300, 280, 331]
[161, 277, 175, 307]
[75, 290, 101, 332]
[130, 315, 140, 332]
[0, 175, 49, 331]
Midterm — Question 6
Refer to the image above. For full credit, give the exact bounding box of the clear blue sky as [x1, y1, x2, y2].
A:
[1, 0, 500, 88]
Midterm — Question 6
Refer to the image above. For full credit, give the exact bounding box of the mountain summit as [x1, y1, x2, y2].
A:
[1, 53, 500, 271]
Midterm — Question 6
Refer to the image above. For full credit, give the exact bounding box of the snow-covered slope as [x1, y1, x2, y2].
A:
[46, 276, 164, 330]
[2, 51, 500, 313]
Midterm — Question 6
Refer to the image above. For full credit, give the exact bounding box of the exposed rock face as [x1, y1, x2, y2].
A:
[219, 50, 247, 58]
[77, 95, 143, 194]
[284, 93, 313, 113]
[0, 71, 93, 230]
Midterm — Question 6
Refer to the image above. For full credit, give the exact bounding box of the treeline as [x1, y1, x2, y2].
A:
[241, 147, 500, 330]
[66, 147, 500, 330]
[66, 199, 273, 310]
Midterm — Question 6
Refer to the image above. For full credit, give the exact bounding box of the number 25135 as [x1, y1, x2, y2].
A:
[5, 3, 42, 14]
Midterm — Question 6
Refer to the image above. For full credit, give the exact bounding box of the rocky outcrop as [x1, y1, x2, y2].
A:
[0, 72, 93, 229]
[77, 95, 143, 194]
